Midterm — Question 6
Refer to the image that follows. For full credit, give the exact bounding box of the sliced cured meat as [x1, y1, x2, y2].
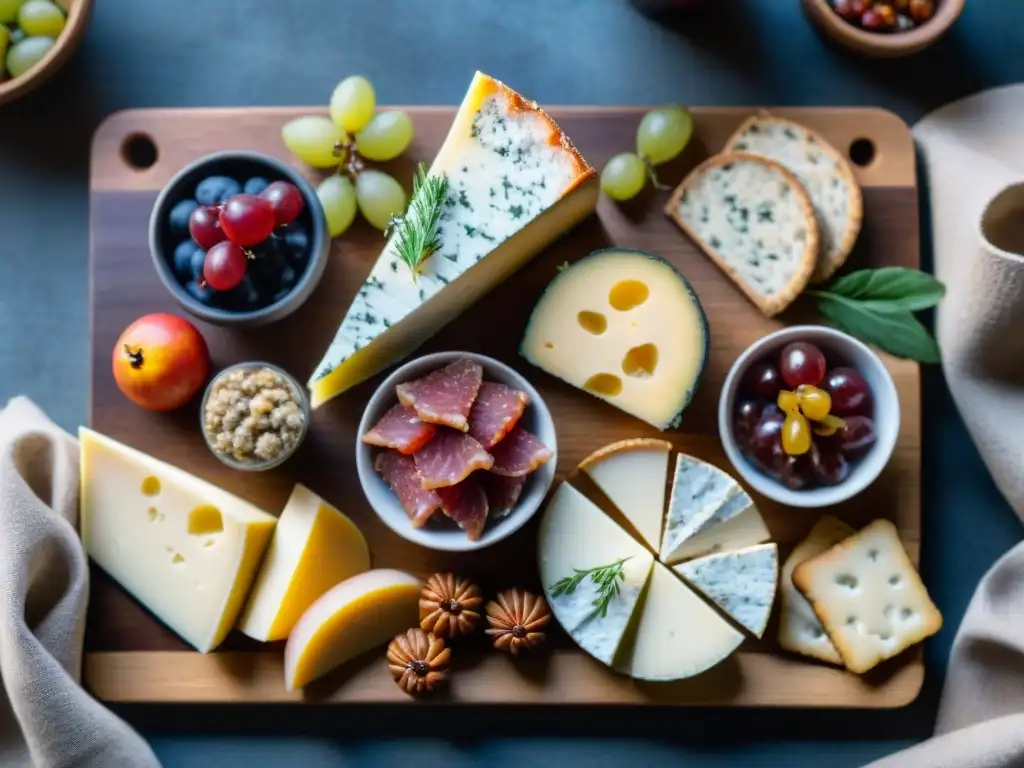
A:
[414, 429, 494, 490]
[467, 381, 529, 449]
[489, 426, 553, 477]
[361, 403, 437, 454]
[436, 475, 490, 541]
[396, 358, 484, 432]
[483, 474, 527, 518]
[374, 451, 441, 527]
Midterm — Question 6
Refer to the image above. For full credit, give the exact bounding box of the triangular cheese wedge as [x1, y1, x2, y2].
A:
[659, 455, 739, 564]
[667, 492, 770, 562]
[539, 484, 654, 666]
[580, 438, 672, 552]
[674, 543, 779, 638]
[309, 71, 599, 407]
[615, 562, 743, 681]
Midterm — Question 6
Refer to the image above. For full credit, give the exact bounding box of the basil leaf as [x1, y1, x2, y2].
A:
[825, 267, 946, 311]
[815, 293, 941, 363]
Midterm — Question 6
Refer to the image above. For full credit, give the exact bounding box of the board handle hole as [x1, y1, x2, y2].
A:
[121, 133, 159, 171]
[849, 138, 876, 168]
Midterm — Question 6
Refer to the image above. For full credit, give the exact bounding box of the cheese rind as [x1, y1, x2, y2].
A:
[659, 456, 739, 564]
[674, 543, 779, 638]
[521, 248, 708, 430]
[539, 484, 654, 666]
[79, 428, 277, 653]
[237, 483, 370, 642]
[309, 71, 598, 407]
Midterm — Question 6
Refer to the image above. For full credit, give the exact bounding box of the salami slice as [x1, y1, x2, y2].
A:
[362, 404, 437, 455]
[482, 473, 527, 518]
[414, 429, 494, 490]
[396, 358, 484, 432]
[489, 426, 553, 477]
[467, 382, 529, 449]
[436, 475, 490, 540]
[374, 450, 441, 527]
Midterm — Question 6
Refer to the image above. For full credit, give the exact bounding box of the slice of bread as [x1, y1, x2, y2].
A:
[724, 114, 863, 284]
[666, 153, 819, 317]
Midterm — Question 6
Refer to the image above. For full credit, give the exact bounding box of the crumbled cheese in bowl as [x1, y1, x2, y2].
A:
[201, 363, 309, 471]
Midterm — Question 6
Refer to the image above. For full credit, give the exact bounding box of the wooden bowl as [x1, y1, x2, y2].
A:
[0, 0, 93, 106]
[801, 0, 964, 57]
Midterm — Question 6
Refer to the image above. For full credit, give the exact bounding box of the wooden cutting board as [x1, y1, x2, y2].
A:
[86, 105, 922, 707]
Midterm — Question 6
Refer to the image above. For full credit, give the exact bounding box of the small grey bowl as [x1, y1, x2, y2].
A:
[149, 150, 330, 328]
[356, 351, 558, 553]
[200, 361, 311, 472]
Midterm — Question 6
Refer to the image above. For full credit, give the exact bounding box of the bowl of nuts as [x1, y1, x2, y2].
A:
[801, 0, 964, 57]
[200, 362, 310, 472]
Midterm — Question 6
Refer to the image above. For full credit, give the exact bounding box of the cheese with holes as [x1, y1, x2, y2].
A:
[285, 569, 421, 690]
[660, 455, 740, 564]
[666, 488, 770, 562]
[580, 439, 671, 552]
[615, 562, 743, 681]
[539, 484, 653, 667]
[79, 428, 276, 653]
[521, 248, 708, 430]
[237, 484, 370, 642]
[309, 71, 598, 407]
[674, 543, 779, 638]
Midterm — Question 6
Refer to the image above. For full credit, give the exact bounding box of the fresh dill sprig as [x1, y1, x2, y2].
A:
[385, 162, 449, 282]
[549, 556, 633, 620]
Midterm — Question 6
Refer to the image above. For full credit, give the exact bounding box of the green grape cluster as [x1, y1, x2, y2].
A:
[0, 0, 66, 81]
[600, 106, 694, 202]
[281, 75, 414, 236]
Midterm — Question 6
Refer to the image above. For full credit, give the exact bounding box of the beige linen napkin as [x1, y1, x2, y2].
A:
[867, 86, 1024, 767]
[0, 397, 159, 768]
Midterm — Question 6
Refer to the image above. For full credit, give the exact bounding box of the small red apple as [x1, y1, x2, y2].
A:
[112, 313, 211, 411]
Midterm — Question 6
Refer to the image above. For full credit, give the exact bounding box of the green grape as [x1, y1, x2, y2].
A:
[355, 110, 414, 162]
[0, 0, 25, 24]
[317, 175, 357, 237]
[355, 170, 406, 231]
[281, 115, 343, 169]
[0, 25, 9, 72]
[329, 75, 375, 134]
[6, 35, 52, 78]
[637, 106, 694, 166]
[600, 152, 647, 201]
[18, 0, 64, 38]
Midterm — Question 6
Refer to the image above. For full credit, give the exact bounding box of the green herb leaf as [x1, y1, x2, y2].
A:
[823, 267, 946, 312]
[385, 163, 449, 282]
[814, 293, 941, 364]
[549, 556, 633, 620]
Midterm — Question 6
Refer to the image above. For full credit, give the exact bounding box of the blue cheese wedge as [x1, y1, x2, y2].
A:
[538, 483, 654, 667]
[666, 488, 770, 562]
[674, 543, 779, 638]
[665, 153, 819, 317]
[724, 115, 863, 283]
[659, 455, 740, 564]
[309, 71, 599, 407]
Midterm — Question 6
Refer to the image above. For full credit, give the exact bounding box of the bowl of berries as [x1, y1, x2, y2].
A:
[149, 150, 330, 328]
[801, 0, 964, 58]
[719, 325, 899, 508]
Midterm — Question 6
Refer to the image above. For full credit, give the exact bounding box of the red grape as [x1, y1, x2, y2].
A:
[260, 181, 304, 227]
[219, 194, 275, 247]
[734, 400, 762, 446]
[835, 415, 876, 456]
[809, 441, 851, 486]
[822, 367, 872, 416]
[779, 342, 827, 388]
[742, 362, 784, 400]
[203, 241, 248, 291]
[188, 205, 226, 250]
[772, 446, 810, 490]
[746, 409, 784, 468]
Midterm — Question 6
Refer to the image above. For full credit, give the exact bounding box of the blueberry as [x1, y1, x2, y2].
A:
[184, 280, 215, 305]
[280, 266, 297, 288]
[283, 223, 310, 257]
[190, 248, 207, 279]
[168, 199, 199, 238]
[195, 176, 242, 206]
[228, 276, 261, 309]
[172, 240, 197, 281]
[243, 177, 271, 196]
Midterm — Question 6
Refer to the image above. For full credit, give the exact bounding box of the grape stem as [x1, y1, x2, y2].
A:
[333, 137, 365, 181]
[643, 157, 670, 191]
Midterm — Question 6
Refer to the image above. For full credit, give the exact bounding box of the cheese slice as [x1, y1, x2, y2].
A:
[538, 483, 654, 667]
[659, 455, 739, 564]
[667, 491, 770, 562]
[79, 428, 276, 653]
[674, 543, 779, 638]
[237, 483, 370, 642]
[579, 438, 672, 552]
[521, 248, 708, 429]
[309, 71, 598, 407]
[615, 562, 743, 681]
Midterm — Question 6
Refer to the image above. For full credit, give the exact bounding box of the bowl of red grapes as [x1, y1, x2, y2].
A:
[149, 151, 329, 328]
[718, 325, 899, 508]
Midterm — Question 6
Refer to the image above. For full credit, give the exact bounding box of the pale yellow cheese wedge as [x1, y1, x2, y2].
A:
[237, 483, 370, 642]
[284, 569, 422, 690]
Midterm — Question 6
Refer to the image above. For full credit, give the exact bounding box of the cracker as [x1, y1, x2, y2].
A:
[792, 519, 942, 675]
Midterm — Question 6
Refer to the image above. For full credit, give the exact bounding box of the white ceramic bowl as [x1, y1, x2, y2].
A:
[718, 325, 899, 508]
[355, 351, 558, 552]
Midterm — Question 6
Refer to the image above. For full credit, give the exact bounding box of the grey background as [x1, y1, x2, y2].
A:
[1, 0, 1022, 765]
